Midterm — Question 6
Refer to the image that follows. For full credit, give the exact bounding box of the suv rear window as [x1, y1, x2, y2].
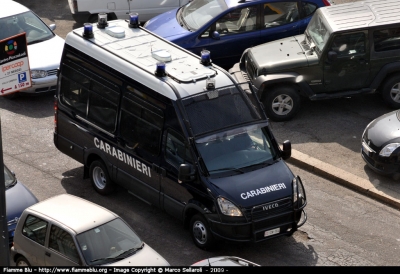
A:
[374, 27, 400, 52]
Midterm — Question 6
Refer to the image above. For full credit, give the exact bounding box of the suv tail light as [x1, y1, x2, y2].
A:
[54, 95, 58, 133]
[322, 0, 332, 6]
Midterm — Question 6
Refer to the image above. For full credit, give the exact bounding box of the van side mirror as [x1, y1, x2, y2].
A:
[328, 51, 337, 62]
[281, 140, 291, 160]
[178, 164, 196, 183]
[211, 31, 220, 40]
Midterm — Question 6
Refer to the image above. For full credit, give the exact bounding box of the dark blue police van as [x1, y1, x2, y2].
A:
[53, 17, 307, 249]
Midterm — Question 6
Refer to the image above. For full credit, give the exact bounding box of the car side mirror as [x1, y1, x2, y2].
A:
[49, 24, 56, 31]
[178, 163, 196, 183]
[328, 50, 337, 62]
[282, 140, 291, 160]
[211, 31, 220, 40]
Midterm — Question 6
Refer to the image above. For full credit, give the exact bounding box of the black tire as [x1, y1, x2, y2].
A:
[190, 214, 215, 250]
[263, 86, 301, 122]
[4, 92, 18, 99]
[381, 75, 400, 109]
[89, 160, 115, 195]
[16, 256, 30, 267]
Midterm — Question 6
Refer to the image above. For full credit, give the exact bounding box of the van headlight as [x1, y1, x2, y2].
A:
[217, 197, 242, 216]
[379, 143, 400, 157]
[293, 176, 306, 208]
[31, 70, 47, 79]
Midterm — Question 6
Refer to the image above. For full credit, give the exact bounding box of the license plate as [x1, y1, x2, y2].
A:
[264, 227, 280, 237]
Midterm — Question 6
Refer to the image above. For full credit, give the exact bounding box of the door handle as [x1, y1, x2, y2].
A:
[45, 252, 51, 257]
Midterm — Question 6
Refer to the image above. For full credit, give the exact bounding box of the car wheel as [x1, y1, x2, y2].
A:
[190, 214, 215, 250]
[16, 256, 30, 267]
[263, 86, 301, 122]
[382, 75, 400, 108]
[89, 160, 115, 195]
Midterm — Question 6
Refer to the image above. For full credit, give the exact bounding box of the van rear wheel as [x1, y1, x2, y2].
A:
[90, 160, 115, 195]
[190, 214, 216, 250]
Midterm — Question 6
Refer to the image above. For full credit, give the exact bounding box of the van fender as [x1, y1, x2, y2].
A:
[83, 147, 114, 180]
[253, 72, 313, 99]
[183, 201, 213, 229]
[370, 62, 400, 90]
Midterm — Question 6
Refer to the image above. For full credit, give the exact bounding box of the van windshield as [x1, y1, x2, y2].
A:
[195, 123, 278, 175]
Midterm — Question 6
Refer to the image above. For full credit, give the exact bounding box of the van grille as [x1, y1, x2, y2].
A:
[243, 198, 292, 220]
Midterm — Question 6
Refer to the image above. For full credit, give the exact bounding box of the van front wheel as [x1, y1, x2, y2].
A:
[90, 160, 115, 195]
[263, 86, 300, 122]
[190, 214, 215, 250]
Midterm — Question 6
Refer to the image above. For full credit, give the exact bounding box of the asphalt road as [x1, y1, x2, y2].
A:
[3, 0, 400, 266]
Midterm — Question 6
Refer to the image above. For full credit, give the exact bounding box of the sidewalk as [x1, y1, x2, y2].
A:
[288, 149, 400, 210]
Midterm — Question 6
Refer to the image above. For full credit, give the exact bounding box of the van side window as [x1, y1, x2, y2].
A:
[22, 215, 48, 246]
[49, 225, 80, 264]
[165, 130, 193, 169]
[374, 27, 400, 52]
[60, 54, 120, 132]
[120, 88, 164, 155]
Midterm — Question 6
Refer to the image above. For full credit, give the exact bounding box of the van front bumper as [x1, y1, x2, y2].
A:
[208, 208, 307, 243]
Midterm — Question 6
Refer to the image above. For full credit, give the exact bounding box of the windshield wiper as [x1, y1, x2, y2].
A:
[245, 160, 274, 169]
[209, 167, 245, 174]
[115, 243, 144, 259]
[90, 243, 144, 263]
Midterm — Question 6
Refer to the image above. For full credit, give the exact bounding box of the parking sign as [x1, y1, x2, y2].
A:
[0, 33, 31, 96]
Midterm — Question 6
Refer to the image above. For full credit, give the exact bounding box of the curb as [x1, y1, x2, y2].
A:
[287, 149, 400, 210]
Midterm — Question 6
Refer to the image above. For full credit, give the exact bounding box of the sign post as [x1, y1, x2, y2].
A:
[0, 118, 9, 266]
[0, 33, 31, 96]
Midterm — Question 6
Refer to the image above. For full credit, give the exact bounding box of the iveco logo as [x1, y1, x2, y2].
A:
[263, 203, 279, 211]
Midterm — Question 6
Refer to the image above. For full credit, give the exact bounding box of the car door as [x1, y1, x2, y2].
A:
[160, 129, 195, 220]
[19, 214, 48, 266]
[323, 31, 371, 92]
[117, 86, 165, 207]
[45, 224, 81, 266]
[260, 1, 301, 45]
[195, 4, 260, 68]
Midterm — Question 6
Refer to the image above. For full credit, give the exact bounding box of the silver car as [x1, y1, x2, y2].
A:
[10, 194, 170, 266]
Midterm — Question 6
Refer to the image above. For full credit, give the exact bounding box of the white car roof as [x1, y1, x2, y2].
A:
[65, 20, 235, 101]
[320, 0, 400, 32]
[27, 194, 118, 234]
[0, 0, 30, 18]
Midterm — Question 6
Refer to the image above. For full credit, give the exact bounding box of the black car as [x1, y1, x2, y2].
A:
[361, 110, 400, 180]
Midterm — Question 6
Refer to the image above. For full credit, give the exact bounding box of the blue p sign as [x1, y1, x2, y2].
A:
[18, 72, 27, 83]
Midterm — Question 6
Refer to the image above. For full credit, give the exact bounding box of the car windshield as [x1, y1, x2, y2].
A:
[195, 123, 278, 175]
[4, 165, 16, 188]
[305, 12, 331, 53]
[0, 11, 54, 44]
[76, 218, 143, 266]
[181, 0, 228, 31]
